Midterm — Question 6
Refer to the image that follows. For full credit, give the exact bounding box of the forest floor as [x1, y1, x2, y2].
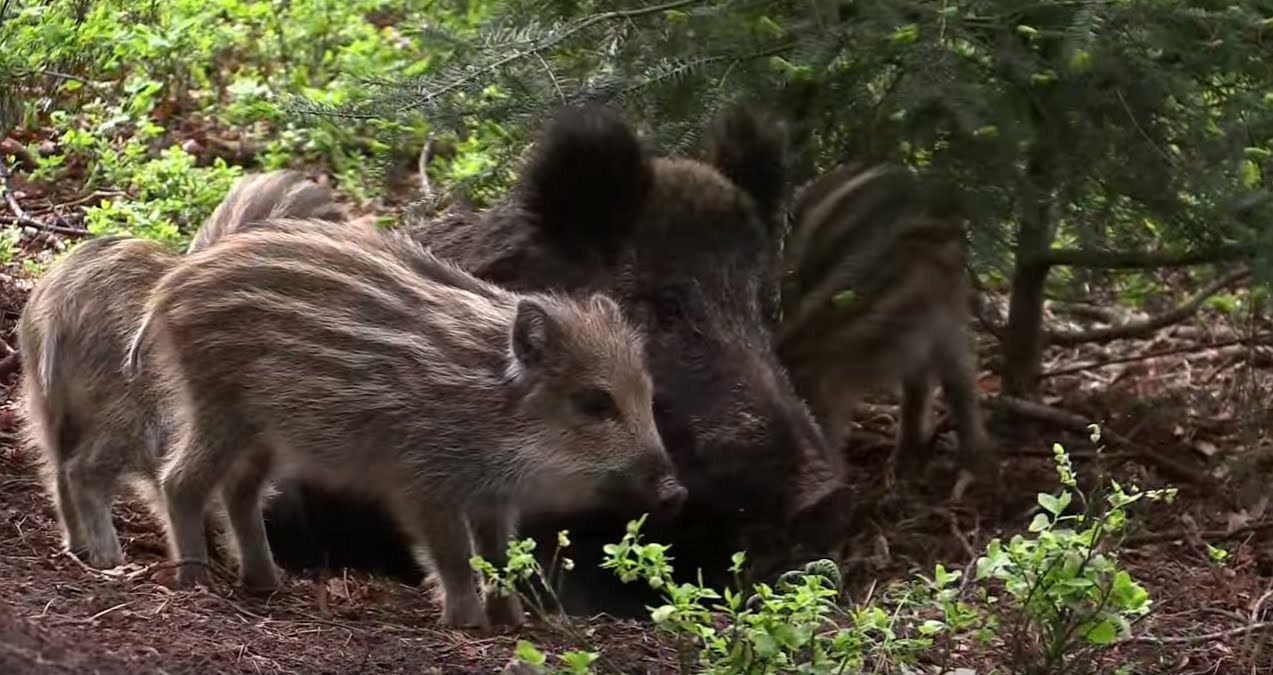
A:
[0, 167, 1272, 674]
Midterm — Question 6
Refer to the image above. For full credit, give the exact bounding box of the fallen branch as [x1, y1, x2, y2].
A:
[1047, 267, 1250, 346]
[0, 154, 92, 236]
[1123, 519, 1273, 546]
[0, 214, 91, 236]
[0, 137, 37, 172]
[1126, 620, 1273, 645]
[1046, 301, 1131, 325]
[1039, 335, 1264, 379]
[982, 394, 1206, 486]
[1033, 244, 1249, 270]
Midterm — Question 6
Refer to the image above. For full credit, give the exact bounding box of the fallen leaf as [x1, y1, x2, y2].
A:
[1193, 440, 1220, 458]
[326, 577, 350, 600]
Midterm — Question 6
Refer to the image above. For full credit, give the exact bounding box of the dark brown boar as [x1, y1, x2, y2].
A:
[777, 162, 999, 496]
[16, 171, 343, 569]
[259, 104, 853, 619]
[127, 221, 684, 629]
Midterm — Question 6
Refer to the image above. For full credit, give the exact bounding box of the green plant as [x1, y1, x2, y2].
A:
[976, 429, 1170, 674]
[4, 0, 500, 233]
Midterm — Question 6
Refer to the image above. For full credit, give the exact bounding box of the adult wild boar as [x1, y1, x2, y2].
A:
[260, 104, 853, 618]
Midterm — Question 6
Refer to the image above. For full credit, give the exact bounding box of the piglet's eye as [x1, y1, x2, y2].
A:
[571, 388, 618, 420]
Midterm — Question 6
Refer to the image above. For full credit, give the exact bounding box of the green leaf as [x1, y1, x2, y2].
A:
[831, 289, 857, 307]
[1028, 513, 1051, 532]
[1110, 571, 1150, 610]
[558, 650, 600, 673]
[918, 620, 946, 636]
[1241, 160, 1261, 188]
[1083, 619, 1120, 645]
[1038, 492, 1066, 515]
[650, 604, 676, 624]
[890, 23, 919, 44]
[514, 640, 548, 667]
[1069, 49, 1093, 72]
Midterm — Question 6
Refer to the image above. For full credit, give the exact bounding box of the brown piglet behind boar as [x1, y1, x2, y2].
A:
[778, 162, 998, 498]
[17, 170, 343, 569]
[126, 220, 684, 629]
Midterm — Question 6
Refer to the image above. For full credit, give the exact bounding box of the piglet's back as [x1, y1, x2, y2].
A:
[144, 224, 520, 444]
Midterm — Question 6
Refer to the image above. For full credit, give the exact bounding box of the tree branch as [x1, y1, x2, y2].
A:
[416, 0, 709, 106]
[1046, 267, 1250, 347]
[1030, 244, 1249, 270]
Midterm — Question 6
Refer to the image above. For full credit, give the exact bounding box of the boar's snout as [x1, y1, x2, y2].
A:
[787, 483, 854, 552]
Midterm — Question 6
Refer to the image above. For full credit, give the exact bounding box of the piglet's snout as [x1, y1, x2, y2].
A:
[654, 476, 688, 517]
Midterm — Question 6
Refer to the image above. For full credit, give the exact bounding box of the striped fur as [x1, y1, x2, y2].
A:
[15, 171, 344, 569]
[777, 162, 998, 491]
[127, 222, 682, 629]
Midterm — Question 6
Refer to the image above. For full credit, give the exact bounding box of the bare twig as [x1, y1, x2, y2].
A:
[983, 394, 1206, 485]
[1246, 586, 1273, 670]
[1047, 268, 1250, 346]
[33, 190, 124, 211]
[0, 151, 32, 221]
[0, 214, 91, 236]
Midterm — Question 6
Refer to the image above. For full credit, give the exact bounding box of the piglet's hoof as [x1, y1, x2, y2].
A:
[441, 597, 490, 630]
[485, 593, 525, 627]
[154, 561, 209, 590]
[240, 567, 282, 596]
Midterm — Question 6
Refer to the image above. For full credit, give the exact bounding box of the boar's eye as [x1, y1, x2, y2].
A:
[571, 387, 618, 420]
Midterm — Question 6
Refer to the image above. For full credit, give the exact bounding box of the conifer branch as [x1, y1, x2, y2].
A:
[416, 0, 711, 107]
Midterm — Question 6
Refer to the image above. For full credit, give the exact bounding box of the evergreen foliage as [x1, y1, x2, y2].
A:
[303, 0, 1272, 274]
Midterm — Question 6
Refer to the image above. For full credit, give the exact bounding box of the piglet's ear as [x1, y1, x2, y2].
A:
[511, 299, 558, 371]
[518, 105, 653, 261]
[587, 293, 623, 319]
[705, 105, 788, 229]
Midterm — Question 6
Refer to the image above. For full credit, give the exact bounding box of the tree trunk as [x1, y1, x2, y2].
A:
[1001, 156, 1054, 398]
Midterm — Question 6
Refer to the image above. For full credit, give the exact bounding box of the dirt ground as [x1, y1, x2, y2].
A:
[0, 225, 1270, 673]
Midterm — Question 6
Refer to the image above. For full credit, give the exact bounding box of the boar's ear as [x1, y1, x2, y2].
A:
[518, 104, 652, 260]
[511, 299, 559, 370]
[705, 105, 787, 229]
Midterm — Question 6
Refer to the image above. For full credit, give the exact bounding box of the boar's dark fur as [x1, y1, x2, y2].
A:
[260, 105, 853, 618]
